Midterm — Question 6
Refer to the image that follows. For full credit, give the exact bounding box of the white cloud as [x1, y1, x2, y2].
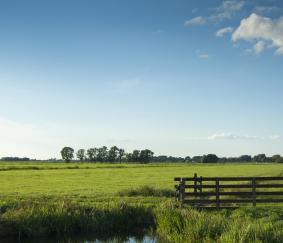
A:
[275, 46, 283, 55]
[152, 29, 163, 35]
[210, 1, 245, 21]
[184, 16, 206, 26]
[208, 133, 259, 140]
[207, 133, 281, 141]
[253, 40, 266, 54]
[216, 27, 234, 37]
[270, 135, 281, 140]
[254, 6, 282, 14]
[199, 54, 209, 59]
[232, 13, 283, 55]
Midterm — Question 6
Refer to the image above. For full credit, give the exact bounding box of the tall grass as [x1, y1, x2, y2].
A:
[155, 203, 283, 243]
[116, 186, 175, 197]
[0, 200, 154, 239]
[1, 199, 283, 242]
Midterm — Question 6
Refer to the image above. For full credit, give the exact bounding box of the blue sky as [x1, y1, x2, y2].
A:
[0, 0, 283, 159]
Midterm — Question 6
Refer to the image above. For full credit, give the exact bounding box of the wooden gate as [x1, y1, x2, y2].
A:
[175, 173, 283, 208]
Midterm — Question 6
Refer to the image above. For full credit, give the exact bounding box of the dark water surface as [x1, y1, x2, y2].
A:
[1, 234, 158, 243]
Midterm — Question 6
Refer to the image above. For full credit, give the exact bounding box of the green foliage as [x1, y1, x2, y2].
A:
[202, 154, 219, 163]
[108, 146, 119, 162]
[86, 148, 97, 162]
[76, 149, 85, 161]
[0, 200, 154, 238]
[253, 154, 267, 163]
[117, 186, 175, 197]
[60, 147, 74, 162]
[156, 205, 283, 243]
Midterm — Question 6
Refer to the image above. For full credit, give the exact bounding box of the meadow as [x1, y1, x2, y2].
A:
[0, 162, 283, 242]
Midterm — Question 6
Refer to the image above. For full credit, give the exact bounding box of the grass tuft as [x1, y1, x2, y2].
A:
[116, 186, 175, 198]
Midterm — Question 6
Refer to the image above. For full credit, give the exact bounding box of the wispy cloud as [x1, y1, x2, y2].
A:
[208, 133, 259, 140]
[152, 29, 163, 35]
[184, 16, 206, 26]
[270, 135, 281, 140]
[199, 53, 209, 59]
[232, 13, 283, 55]
[216, 27, 234, 37]
[210, 1, 245, 22]
[184, 1, 244, 29]
[107, 77, 142, 94]
[254, 6, 282, 15]
[207, 133, 281, 141]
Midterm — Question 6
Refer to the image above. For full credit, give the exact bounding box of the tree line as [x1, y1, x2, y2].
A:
[60, 146, 283, 163]
[60, 146, 154, 163]
[0, 157, 30, 161]
[1, 150, 282, 164]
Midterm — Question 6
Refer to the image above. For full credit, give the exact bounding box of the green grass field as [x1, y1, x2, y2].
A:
[0, 162, 282, 202]
[1, 162, 283, 242]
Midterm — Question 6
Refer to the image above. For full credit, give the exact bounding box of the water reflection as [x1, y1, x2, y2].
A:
[2, 234, 158, 243]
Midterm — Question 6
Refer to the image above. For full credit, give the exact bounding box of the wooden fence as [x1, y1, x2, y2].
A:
[174, 173, 283, 208]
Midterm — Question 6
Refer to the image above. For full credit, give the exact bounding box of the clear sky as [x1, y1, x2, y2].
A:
[0, 0, 283, 159]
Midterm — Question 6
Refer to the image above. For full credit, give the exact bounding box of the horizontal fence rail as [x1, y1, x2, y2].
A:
[174, 173, 283, 208]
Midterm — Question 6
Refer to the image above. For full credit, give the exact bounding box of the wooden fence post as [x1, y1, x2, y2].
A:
[199, 176, 202, 193]
[252, 178, 256, 206]
[194, 173, 198, 194]
[179, 178, 186, 203]
[216, 179, 220, 209]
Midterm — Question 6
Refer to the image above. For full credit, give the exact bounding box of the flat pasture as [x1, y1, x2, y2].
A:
[0, 162, 282, 203]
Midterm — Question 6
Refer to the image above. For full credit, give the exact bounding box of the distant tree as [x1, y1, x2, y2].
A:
[87, 148, 97, 162]
[60, 147, 74, 162]
[97, 146, 108, 162]
[129, 150, 140, 162]
[1, 157, 30, 161]
[239, 155, 252, 162]
[202, 154, 218, 163]
[108, 146, 119, 162]
[271, 155, 283, 163]
[253, 154, 267, 162]
[185, 156, 192, 162]
[192, 156, 202, 163]
[151, 155, 168, 162]
[218, 157, 228, 163]
[139, 149, 154, 163]
[126, 153, 133, 162]
[76, 149, 86, 161]
[118, 148, 125, 163]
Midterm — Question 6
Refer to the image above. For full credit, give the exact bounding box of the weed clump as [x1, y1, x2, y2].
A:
[117, 186, 175, 197]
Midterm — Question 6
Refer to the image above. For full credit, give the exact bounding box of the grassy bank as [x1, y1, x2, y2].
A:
[0, 199, 154, 240]
[1, 199, 283, 242]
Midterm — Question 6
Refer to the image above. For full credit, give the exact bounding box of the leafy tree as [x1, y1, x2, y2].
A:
[108, 146, 119, 162]
[239, 155, 252, 162]
[202, 154, 218, 163]
[272, 155, 283, 163]
[185, 156, 192, 162]
[60, 147, 74, 162]
[192, 156, 202, 163]
[76, 149, 86, 161]
[139, 149, 154, 163]
[118, 148, 125, 163]
[253, 154, 267, 162]
[128, 150, 140, 162]
[87, 148, 97, 162]
[97, 146, 108, 162]
[125, 153, 133, 162]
